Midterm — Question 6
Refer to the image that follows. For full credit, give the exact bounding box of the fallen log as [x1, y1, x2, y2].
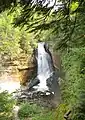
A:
[64, 110, 71, 120]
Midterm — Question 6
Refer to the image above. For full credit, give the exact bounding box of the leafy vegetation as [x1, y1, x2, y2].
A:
[0, 8, 38, 61]
[60, 47, 85, 120]
[18, 102, 55, 120]
[0, 91, 16, 120]
[55, 104, 68, 120]
[0, 0, 85, 120]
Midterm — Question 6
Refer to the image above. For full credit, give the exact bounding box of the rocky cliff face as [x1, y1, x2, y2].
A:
[0, 53, 36, 85]
[0, 51, 61, 94]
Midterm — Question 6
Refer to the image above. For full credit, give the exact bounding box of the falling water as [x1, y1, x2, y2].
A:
[36, 42, 54, 92]
[29, 42, 61, 102]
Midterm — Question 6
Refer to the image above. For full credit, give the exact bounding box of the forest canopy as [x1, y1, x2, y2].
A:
[0, 0, 84, 49]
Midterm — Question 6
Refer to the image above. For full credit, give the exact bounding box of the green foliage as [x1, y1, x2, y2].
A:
[0, 1, 85, 120]
[18, 102, 55, 120]
[0, 0, 17, 13]
[0, 8, 38, 59]
[0, 1, 85, 49]
[0, 91, 16, 120]
[33, 111, 54, 120]
[55, 104, 68, 120]
[18, 102, 42, 118]
[61, 47, 85, 120]
[0, 10, 21, 58]
[70, 2, 79, 12]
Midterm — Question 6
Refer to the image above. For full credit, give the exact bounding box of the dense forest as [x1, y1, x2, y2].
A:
[0, 0, 85, 120]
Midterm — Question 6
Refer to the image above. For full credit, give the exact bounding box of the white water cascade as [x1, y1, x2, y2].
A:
[28, 42, 57, 95]
[35, 42, 53, 92]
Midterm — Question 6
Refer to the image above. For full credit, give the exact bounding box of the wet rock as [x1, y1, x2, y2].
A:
[14, 87, 59, 108]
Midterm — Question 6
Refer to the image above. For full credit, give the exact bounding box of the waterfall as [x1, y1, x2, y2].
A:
[35, 42, 54, 92]
[29, 42, 60, 99]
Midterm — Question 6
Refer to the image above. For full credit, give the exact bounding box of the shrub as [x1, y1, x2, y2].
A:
[0, 91, 16, 120]
[18, 102, 55, 120]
